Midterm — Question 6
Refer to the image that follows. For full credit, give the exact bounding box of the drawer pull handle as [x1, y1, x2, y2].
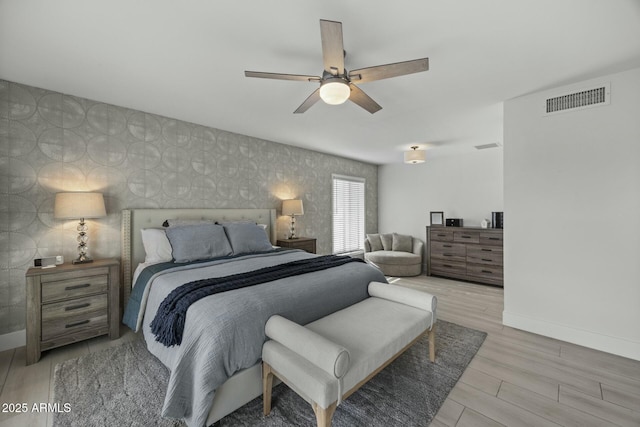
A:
[65, 320, 90, 328]
[437, 234, 447, 237]
[482, 258, 493, 262]
[443, 244, 452, 248]
[481, 270, 493, 274]
[443, 264, 453, 268]
[461, 235, 471, 239]
[443, 254, 454, 257]
[65, 303, 90, 311]
[489, 237, 500, 240]
[65, 283, 91, 291]
[481, 249, 492, 252]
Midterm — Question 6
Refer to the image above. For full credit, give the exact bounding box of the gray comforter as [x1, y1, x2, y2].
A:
[135, 250, 386, 427]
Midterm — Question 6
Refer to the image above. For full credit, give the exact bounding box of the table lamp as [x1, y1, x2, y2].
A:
[54, 192, 106, 264]
[282, 199, 304, 239]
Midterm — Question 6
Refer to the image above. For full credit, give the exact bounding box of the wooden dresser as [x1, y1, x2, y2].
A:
[25, 258, 120, 365]
[276, 237, 317, 254]
[426, 226, 503, 286]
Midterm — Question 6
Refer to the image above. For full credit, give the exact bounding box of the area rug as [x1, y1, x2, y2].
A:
[53, 320, 486, 427]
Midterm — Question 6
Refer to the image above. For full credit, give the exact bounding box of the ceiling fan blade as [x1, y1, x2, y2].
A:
[349, 58, 429, 83]
[245, 71, 321, 82]
[294, 88, 321, 114]
[348, 83, 382, 114]
[319, 20, 345, 75]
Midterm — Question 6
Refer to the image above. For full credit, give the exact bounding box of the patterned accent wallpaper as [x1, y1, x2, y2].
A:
[0, 80, 378, 335]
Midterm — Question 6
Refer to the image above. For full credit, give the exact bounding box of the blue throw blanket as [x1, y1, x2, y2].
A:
[150, 255, 364, 347]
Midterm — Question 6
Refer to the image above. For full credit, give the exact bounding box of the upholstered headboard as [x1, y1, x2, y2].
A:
[121, 208, 277, 301]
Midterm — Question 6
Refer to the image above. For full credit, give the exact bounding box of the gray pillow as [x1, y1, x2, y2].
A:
[366, 234, 384, 252]
[380, 233, 393, 251]
[165, 223, 232, 263]
[392, 233, 412, 252]
[223, 222, 273, 255]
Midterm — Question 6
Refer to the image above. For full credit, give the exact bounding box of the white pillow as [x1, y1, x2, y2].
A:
[141, 228, 173, 263]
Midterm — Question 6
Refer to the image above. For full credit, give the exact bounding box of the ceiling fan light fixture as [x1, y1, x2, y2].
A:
[319, 78, 350, 105]
[404, 146, 426, 164]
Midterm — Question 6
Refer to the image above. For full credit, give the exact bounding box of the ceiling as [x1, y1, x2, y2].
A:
[1, 1, 639, 165]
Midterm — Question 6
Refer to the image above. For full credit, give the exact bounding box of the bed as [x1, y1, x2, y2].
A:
[121, 208, 386, 427]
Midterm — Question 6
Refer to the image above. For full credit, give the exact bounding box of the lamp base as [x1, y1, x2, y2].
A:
[72, 257, 94, 264]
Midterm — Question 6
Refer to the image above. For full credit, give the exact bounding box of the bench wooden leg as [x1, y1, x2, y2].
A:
[428, 324, 436, 362]
[262, 362, 274, 415]
[312, 401, 337, 427]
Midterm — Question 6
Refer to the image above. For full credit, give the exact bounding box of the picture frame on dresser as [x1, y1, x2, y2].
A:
[430, 211, 444, 226]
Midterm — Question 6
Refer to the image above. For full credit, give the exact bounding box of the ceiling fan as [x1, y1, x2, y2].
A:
[245, 19, 429, 114]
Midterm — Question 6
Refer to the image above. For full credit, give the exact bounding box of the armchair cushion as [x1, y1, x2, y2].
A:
[380, 233, 393, 251]
[366, 234, 384, 252]
[392, 233, 412, 252]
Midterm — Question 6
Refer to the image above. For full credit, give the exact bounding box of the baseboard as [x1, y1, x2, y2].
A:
[0, 329, 26, 352]
[503, 311, 640, 361]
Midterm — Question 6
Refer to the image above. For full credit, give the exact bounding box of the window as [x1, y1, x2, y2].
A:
[332, 174, 365, 254]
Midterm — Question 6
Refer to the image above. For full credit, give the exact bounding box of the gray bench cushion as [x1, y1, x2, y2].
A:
[306, 297, 430, 398]
[262, 283, 436, 410]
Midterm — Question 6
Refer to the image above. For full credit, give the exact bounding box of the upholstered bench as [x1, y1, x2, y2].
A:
[262, 282, 437, 426]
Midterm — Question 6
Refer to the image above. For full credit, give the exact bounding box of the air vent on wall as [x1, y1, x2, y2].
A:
[544, 82, 610, 115]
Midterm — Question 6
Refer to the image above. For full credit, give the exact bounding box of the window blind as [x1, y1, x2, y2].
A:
[332, 175, 365, 254]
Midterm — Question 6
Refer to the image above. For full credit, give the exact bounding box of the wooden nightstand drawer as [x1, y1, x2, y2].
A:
[42, 274, 109, 303]
[42, 294, 108, 341]
[277, 238, 317, 254]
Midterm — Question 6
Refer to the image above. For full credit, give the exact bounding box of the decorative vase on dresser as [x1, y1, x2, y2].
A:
[25, 258, 120, 365]
[426, 226, 503, 286]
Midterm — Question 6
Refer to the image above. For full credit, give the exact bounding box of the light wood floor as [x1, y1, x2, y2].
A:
[391, 275, 640, 427]
[1, 275, 639, 427]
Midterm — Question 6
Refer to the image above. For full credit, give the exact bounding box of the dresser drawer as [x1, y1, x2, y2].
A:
[430, 230, 453, 242]
[467, 246, 503, 266]
[467, 263, 504, 284]
[42, 274, 109, 303]
[42, 294, 108, 341]
[431, 259, 466, 276]
[480, 232, 503, 246]
[431, 241, 466, 262]
[454, 231, 480, 244]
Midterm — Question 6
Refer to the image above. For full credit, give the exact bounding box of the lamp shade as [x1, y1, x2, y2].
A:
[282, 199, 304, 216]
[54, 192, 106, 219]
[319, 79, 350, 105]
[404, 146, 426, 164]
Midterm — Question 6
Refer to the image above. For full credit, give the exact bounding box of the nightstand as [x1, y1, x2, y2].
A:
[25, 258, 120, 365]
[277, 237, 317, 254]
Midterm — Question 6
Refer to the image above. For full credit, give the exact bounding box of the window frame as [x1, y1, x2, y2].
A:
[331, 174, 366, 254]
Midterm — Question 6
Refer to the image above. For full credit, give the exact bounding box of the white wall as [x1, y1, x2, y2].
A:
[378, 149, 504, 253]
[503, 67, 640, 360]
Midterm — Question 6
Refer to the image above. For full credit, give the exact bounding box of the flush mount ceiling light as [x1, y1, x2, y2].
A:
[319, 78, 351, 105]
[404, 146, 426, 164]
